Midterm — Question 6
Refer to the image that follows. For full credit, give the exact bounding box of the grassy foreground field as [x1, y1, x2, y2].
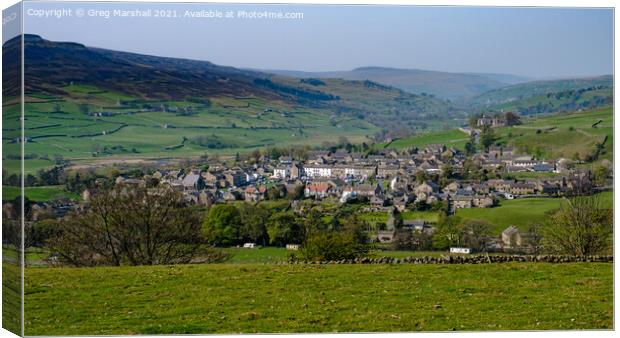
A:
[25, 263, 612, 334]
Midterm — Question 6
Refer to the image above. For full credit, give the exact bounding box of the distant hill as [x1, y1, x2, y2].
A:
[469, 75, 613, 115]
[4, 35, 455, 129]
[2, 35, 461, 160]
[260, 66, 532, 101]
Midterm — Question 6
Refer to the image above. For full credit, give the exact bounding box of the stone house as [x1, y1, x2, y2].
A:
[509, 182, 537, 195]
[501, 225, 522, 248]
[453, 195, 473, 209]
[244, 185, 267, 202]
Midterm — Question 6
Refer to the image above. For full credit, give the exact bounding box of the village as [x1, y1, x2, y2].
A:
[9, 112, 604, 258]
[98, 137, 595, 252]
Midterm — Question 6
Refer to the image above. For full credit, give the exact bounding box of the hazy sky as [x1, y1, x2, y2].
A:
[19, 2, 613, 78]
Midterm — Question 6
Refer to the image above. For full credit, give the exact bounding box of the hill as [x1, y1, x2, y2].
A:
[2, 35, 456, 161]
[386, 106, 613, 163]
[469, 75, 613, 114]
[262, 66, 531, 101]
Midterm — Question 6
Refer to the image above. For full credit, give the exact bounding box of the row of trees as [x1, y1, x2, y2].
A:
[202, 203, 369, 249]
[35, 187, 371, 266]
[17, 183, 612, 267]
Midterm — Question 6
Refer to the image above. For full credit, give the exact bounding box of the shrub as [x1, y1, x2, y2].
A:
[298, 230, 369, 261]
[298, 217, 371, 261]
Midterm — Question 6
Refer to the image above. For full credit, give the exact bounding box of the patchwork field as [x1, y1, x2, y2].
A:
[24, 262, 612, 335]
[3, 85, 378, 164]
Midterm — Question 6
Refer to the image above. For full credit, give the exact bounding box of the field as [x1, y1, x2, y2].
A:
[385, 129, 470, 150]
[359, 210, 440, 228]
[497, 107, 613, 162]
[222, 247, 292, 264]
[2, 259, 21, 336]
[457, 198, 563, 233]
[357, 192, 612, 235]
[458, 191, 612, 234]
[3, 158, 56, 175]
[3, 86, 378, 163]
[387, 107, 613, 164]
[2, 185, 79, 202]
[24, 262, 612, 335]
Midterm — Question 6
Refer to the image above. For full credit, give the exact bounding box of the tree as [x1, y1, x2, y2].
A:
[505, 112, 521, 126]
[480, 125, 496, 150]
[48, 186, 206, 266]
[432, 215, 463, 250]
[592, 161, 611, 186]
[250, 149, 262, 163]
[2, 197, 36, 255]
[462, 158, 483, 181]
[527, 222, 543, 254]
[203, 204, 242, 246]
[392, 229, 415, 250]
[464, 141, 476, 156]
[441, 163, 454, 180]
[266, 185, 286, 200]
[541, 195, 612, 255]
[266, 212, 302, 246]
[238, 203, 269, 245]
[415, 170, 427, 184]
[288, 184, 305, 200]
[298, 215, 371, 262]
[78, 104, 90, 115]
[461, 220, 491, 251]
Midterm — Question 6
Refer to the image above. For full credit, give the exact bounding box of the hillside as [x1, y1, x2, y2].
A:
[10, 35, 453, 122]
[2, 35, 456, 161]
[386, 107, 613, 163]
[263, 66, 530, 101]
[469, 75, 613, 114]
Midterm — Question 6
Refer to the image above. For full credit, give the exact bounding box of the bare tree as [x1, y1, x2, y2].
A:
[48, 185, 209, 266]
[541, 194, 612, 255]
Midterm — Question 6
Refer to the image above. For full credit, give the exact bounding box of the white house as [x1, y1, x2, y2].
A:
[303, 165, 333, 178]
[450, 247, 473, 254]
[273, 165, 290, 179]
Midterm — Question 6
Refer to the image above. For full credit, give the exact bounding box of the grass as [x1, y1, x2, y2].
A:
[359, 192, 612, 235]
[2, 185, 79, 202]
[386, 129, 469, 150]
[456, 191, 613, 234]
[3, 159, 56, 175]
[385, 107, 613, 165]
[24, 262, 612, 335]
[456, 198, 563, 234]
[222, 247, 293, 264]
[359, 210, 440, 228]
[496, 107, 613, 163]
[2, 255, 22, 336]
[3, 90, 378, 160]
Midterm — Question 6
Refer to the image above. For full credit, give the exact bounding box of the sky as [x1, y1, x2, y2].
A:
[15, 1, 614, 78]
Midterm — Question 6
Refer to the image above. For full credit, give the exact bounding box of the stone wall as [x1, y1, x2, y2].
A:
[288, 255, 613, 265]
